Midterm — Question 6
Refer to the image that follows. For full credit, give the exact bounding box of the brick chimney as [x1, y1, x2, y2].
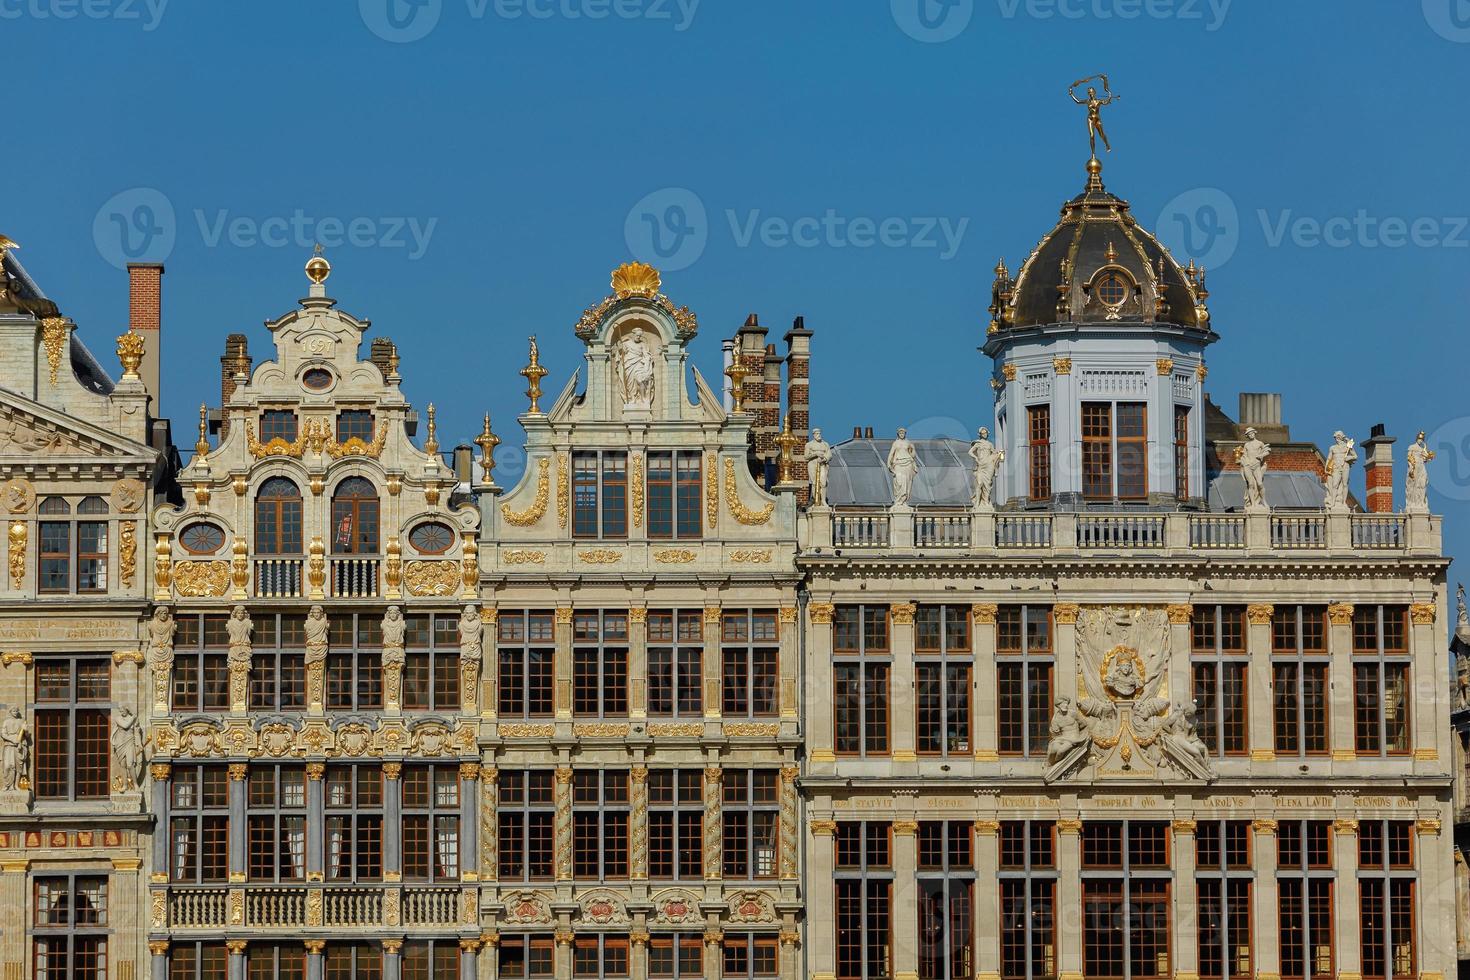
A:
[1362, 423, 1396, 514]
[127, 263, 163, 405]
[735, 313, 769, 454]
[219, 334, 250, 436]
[784, 316, 812, 503]
[370, 337, 398, 380]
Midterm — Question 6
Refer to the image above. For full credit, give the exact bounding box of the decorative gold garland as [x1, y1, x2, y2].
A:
[501, 458, 550, 527]
[631, 453, 643, 529]
[245, 422, 308, 459]
[556, 454, 570, 529]
[326, 423, 388, 459]
[706, 452, 719, 530]
[723, 458, 774, 526]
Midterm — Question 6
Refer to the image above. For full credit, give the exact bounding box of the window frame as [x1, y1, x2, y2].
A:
[721, 609, 779, 719]
[254, 477, 304, 556]
[33, 872, 108, 980]
[999, 820, 1058, 980]
[170, 764, 230, 884]
[1027, 404, 1052, 501]
[1195, 820, 1254, 980]
[402, 613, 461, 712]
[1351, 606, 1412, 757]
[171, 613, 231, 714]
[647, 610, 704, 719]
[246, 764, 307, 883]
[834, 821, 893, 980]
[647, 449, 703, 540]
[1277, 820, 1335, 980]
[833, 605, 891, 758]
[915, 605, 973, 757]
[1190, 606, 1249, 758]
[996, 606, 1054, 759]
[722, 769, 779, 881]
[34, 654, 112, 800]
[1081, 401, 1149, 501]
[324, 762, 384, 883]
[572, 450, 629, 540]
[572, 769, 630, 881]
[917, 820, 975, 980]
[497, 611, 556, 719]
[1271, 605, 1331, 758]
[649, 768, 704, 881]
[1357, 819, 1416, 980]
[401, 763, 461, 883]
[572, 611, 629, 719]
[496, 770, 555, 883]
[1080, 820, 1173, 980]
[37, 495, 109, 594]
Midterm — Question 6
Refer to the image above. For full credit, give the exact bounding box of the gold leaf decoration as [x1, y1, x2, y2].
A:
[729, 548, 772, 564]
[723, 458, 774, 526]
[503, 550, 546, 565]
[404, 560, 459, 596]
[631, 453, 643, 529]
[326, 422, 388, 459]
[706, 452, 718, 530]
[578, 549, 622, 565]
[173, 561, 230, 597]
[557, 454, 570, 529]
[654, 549, 697, 564]
[245, 421, 307, 459]
[612, 261, 661, 299]
[41, 318, 67, 387]
[501, 458, 550, 527]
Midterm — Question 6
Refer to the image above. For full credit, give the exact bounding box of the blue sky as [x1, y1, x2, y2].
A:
[5, 1, 1469, 569]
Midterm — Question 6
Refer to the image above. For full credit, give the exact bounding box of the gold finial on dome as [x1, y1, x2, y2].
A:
[611, 261, 661, 300]
[305, 244, 331, 285]
[1104, 241, 1118, 263]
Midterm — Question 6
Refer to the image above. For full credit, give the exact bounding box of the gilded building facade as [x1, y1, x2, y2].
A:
[0, 249, 174, 979]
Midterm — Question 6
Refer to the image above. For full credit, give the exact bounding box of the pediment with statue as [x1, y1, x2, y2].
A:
[1045, 605, 1215, 784]
[0, 394, 157, 471]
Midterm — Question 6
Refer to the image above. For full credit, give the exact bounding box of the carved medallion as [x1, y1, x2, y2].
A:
[111, 478, 146, 514]
[404, 560, 459, 596]
[1, 479, 34, 514]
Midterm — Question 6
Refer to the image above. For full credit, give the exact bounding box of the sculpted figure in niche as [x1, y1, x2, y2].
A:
[226, 605, 253, 666]
[381, 605, 407, 667]
[0, 706, 28, 792]
[1323, 430, 1357, 512]
[1236, 426, 1270, 512]
[148, 606, 177, 664]
[804, 428, 833, 508]
[304, 605, 330, 666]
[969, 427, 1003, 510]
[1405, 430, 1434, 514]
[887, 428, 919, 508]
[614, 326, 657, 410]
[112, 706, 145, 790]
[459, 604, 483, 662]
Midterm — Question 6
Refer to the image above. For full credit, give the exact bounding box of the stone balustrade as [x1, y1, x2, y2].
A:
[163, 885, 461, 930]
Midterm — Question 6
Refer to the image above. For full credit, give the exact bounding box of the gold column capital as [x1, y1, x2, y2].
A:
[890, 602, 916, 626]
[971, 603, 998, 625]
[1053, 603, 1080, 625]
[1247, 603, 1276, 625]
[808, 602, 835, 625]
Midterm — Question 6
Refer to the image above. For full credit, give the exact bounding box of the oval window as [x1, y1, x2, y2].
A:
[409, 521, 455, 555]
[1095, 273, 1128, 307]
[302, 368, 334, 391]
[180, 522, 227, 555]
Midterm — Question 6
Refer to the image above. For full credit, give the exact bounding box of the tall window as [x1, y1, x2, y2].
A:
[499, 935, 555, 980]
[648, 611, 703, 718]
[1196, 821, 1252, 980]
[168, 942, 228, 980]
[916, 605, 971, 756]
[247, 945, 306, 980]
[402, 765, 460, 881]
[1359, 820, 1416, 980]
[259, 409, 298, 443]
[573, 450, 628, 539]
[172, 613, 230, 713]
[918, 821, 974, 980]
[649, 768, 703, 880]
[325, 764, 383, 881]
[249, 613, 307, 711]
[336, 409, 376, 444]
[1027, 405, 1051, 501]
[999, 821, 1057, 980]
[254, 477, 303, 555]
[722, 610, 778, 718]
[723, 936, 778, 980]
[1081, 821, 1171, 980]
[573, 769, 629, 880]
[498, 611, 555, 718]
[1191, 606, 1248, 757]
[1353, 606, 1411, 755]
[497, 770, 553, 882]
[1278, 820, 1334, 980]
[1174, 406, 1191, 499]
[573, 611, 628, 718]
[723, 769, 778, 880]
[33, 875, 107, 980]
[836, 822, 892, 980]
[247, 766, 306, 882]
[649, 935, 704, 980]
[996, 606, 1053, 758]
[171, 764, 229, 883]
[573, 935, 630, 980]
[326, 612, 383, 711]
[34, 655, 110, 799]
[1082, 401, 1147, 500]
[648, 450, 702, 538]
[330, 476, 380, 555]
[401, 941, 459, 979]
[324, 945, 382, 980]
[834, 606, 890, 757]
[38, 495, 108, 593]
[1272, 605, 1329, 757]
[402, 613, 460, 711]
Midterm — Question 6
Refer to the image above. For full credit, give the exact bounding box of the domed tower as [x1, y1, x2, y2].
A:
[984, 145, 1218, 509]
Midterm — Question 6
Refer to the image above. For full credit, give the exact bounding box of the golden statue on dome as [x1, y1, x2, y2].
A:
[1069, 74, 1119, 160]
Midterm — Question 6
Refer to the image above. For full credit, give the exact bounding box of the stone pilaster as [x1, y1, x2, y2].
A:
[151, 762, 172, 877]
[1332, 818, 1360, 975]
[382, 939, 403, 980]
[384, 762, 402, 880]
[1417, 816, 1453, 976]
[808, 603, 836, 764]
[703, 605, 722, 719]
[306, 762, 325, 880]
[305, 939, 325, 980]
[481, 766, 498, 881]
[704, 766, 723, 880]
[1327, 604, 1356, 762]
[1252, 818, 1279, 976]
[0, 859, 28, 974]
[779, 605, 799, 720]
[555, 606, 573, 719]
[228, 763, 247, 881]
[554, 766, 573, 881]
[1056, 818, 1082, 977]
[461, 938, 481, 978]
[889, 603, 917, 763]
[808, 818, 837, 980]
[1172, 819, 1199, 975]
[150, 939, 172, 980]
[1410, 601, 1441, 769]
[630, 765, 649, 881]
[1246, 604, 1275, 761]
[779, 765, 800, 881]
[971, 605, 999, 762]
[891, 818, 919, 980]
[461, 762, 481, 880]
[973, 819, 1000, 974]
[629, 606, 648, 720]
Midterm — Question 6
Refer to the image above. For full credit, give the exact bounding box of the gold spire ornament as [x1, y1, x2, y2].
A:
[116, 330, 145, 380]
[725, 357, 749, 414]
[424, 403, 439, 456]
[1069, 73, 1119, 161]
[520, 336, 549, 414]
[196, 404, 209, 456]
[305, 243, 331, 285]
[775, 414, 801, 485]
[475, 414, 501, 485]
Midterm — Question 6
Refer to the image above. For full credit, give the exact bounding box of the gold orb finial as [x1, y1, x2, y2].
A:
[305, 244, 331, 285]
[611, 261, 661, 300]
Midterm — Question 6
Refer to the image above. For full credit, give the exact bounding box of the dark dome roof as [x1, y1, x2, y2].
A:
[988, 161, 1213, 333]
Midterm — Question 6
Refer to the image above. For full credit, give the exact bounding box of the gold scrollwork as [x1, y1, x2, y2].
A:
[325, 422, 388, 459]
[120, 521, 137, 587]
[7, 520, 24, 589]
[501, 457, 550, 527]
[706, 452, 719, 530]
[173, 561, 230, 598]
[245, 421, 307, 459]
[724, 458, 774, 525]
[557, 454, 570, 529]
[404, 560, 460, 596]
[578, 549, 623, 565]
[654, 549, 697, 564]
[631, 453, 643, 529]
[502, 549, 547, 565]
[729, 548, 772, 564]
[1410, 602, 1436, 625]
[41, 317, 67, 386]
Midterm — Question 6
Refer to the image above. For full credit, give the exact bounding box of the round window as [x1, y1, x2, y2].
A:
[1095, 273, 1128, 307]
[302, 368, 334, 391]
[180, 522, 227, 555]
[409, 521, 455, 555]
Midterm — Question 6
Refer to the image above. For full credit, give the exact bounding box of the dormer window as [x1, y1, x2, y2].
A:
[337, 410, 375, 444]
[1094, 272, 1128, 308]
[1082, 402, 1148, 501]
[260, 410, 298, 443]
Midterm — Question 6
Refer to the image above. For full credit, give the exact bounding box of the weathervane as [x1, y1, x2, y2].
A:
[1069, 74, 1119, 161]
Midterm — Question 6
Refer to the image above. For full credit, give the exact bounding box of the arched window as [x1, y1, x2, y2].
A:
[254, 478, 303, 555]
[330, 477, 380, 555]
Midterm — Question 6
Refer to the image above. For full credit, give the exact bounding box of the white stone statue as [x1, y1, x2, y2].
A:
[1458, 584, 1469, 643]
[147, 606, 177, 665]
[1236, 426, 1271, 513]
[614, 326, 657, 410]
[303, 605, 330, 666]
[112, 706, 144, 790]
[1405, 430, 1435, 514]
[804, 428, 833, 508]
[381, 605, 407, 668]
[886, 428, 919, 508]
[226, 605, 253, 666]
[1323, 431, 1357, 513]
[0, 707, 28, 792]
[1165, 701, 1211, 771]
[459, 604, 483, 663]
[1045, 697, 1092, 768]
[968, 427, 1004, 511]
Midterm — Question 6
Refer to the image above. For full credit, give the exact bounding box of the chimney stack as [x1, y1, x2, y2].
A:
[219, 334, 250, 436]
[453, 444, 474, 484]
[1362, 423, 1397, 514]
[128, 263, 164, 407]
[784, 316, 813, 504]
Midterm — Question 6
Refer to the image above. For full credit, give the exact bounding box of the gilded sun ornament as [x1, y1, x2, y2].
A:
[612, 262, 661, 299]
